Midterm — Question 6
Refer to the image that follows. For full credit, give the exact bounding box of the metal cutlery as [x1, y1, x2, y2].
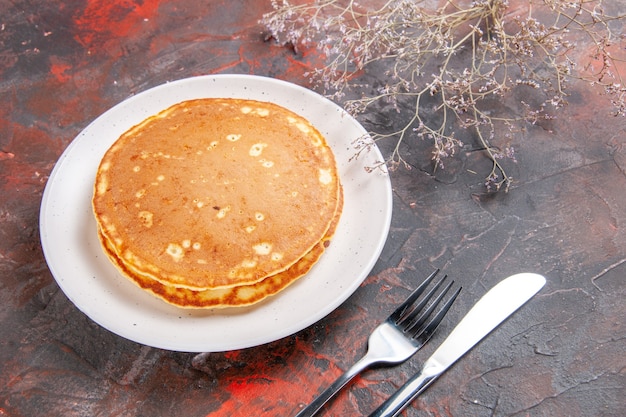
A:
[369, 272, 546, 417]
[295, 269, 461, 417]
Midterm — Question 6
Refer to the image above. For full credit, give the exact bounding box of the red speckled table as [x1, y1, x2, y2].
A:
[1, 1, 625, 416]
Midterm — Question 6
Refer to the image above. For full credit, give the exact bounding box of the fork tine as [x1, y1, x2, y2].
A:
[398, 276, 452, 333]
[411, 285, 462, 343]
[388, 269, 440, 323]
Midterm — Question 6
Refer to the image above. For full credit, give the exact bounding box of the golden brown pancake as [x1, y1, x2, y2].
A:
[93, 98, 341, 291]
[97, 192, 342, 308]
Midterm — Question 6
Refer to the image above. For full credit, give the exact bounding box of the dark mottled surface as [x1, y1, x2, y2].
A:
[1, 1, 625, 416]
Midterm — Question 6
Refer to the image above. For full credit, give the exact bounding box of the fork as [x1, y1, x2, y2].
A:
[295, 269, 461, 417]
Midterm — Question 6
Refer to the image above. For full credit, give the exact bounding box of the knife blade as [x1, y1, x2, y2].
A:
[369, 272, 546, 417]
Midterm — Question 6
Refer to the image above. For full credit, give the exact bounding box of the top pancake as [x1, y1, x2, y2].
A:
[93, 98, 341, 290]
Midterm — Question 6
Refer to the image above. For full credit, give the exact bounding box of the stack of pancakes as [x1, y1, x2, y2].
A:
[92, 98, 342, 308]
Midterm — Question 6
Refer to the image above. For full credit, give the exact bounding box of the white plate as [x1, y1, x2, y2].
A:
[39, 74, 392, 352]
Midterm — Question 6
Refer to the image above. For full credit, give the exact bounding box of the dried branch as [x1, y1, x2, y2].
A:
[262, 0, 625, 191]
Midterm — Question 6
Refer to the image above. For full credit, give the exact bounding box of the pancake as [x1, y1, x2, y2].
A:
[93, 98, 341, 291]
[97, 192, 342, 308]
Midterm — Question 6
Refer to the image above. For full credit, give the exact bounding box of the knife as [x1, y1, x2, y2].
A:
[369, 272, 546, 417]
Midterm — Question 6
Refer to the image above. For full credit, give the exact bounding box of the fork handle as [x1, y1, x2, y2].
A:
[295, 355, 374, 417]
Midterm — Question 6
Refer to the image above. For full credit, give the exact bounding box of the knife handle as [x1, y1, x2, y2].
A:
[369, 362, 440, 417]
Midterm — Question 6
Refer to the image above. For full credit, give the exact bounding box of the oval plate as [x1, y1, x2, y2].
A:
[39, 74, 392, 352]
